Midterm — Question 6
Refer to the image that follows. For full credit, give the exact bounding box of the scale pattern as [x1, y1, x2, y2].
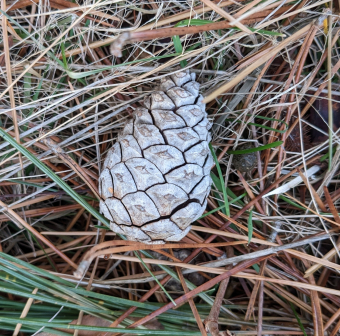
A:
[99, 70, 213, 243]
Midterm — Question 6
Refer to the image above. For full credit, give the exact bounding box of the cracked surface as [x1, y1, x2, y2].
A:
[99, 70, 213, 243]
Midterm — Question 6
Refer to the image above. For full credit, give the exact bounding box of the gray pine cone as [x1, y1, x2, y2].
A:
[99, 70, 213, 243]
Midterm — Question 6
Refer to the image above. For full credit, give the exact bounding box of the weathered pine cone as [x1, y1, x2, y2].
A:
[233, 143, 257, 173]
[99, 70, 213, 243]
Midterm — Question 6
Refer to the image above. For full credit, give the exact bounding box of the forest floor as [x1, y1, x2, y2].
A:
[1, 0, 340, 335]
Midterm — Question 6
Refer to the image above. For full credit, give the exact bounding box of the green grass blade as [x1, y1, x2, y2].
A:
[247, 210, 253, 244]
[199, 205, 225, 219]
[227, 141, 283, 154]
[172, 35, 187, 68]
[320, 145, 336, 162]
[209, 143, 230, 216]
[210, 172, 245, 207]
[232, 26, 284, 36]
[199, 193, 246, 219]
[279, 195, 305, 210]
[175, 19, 214, 26]
[172, 19, 213, 68]
[288, 302, 308, 336]
[61, 41, 68, 70]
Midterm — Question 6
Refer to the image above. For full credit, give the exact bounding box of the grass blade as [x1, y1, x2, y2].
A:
[248, 210, 253, 244]
[209, 143, 230, 216]
[227, 141, 283, 154]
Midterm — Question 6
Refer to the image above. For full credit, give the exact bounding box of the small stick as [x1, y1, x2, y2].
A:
[109, 14, 273, 57]
[204, 246, 234, 336]
[171, 250, 208, 336]
[257, 279, 264, 336]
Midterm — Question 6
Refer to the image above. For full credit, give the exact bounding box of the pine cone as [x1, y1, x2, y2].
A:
[99, 70, 213, 243]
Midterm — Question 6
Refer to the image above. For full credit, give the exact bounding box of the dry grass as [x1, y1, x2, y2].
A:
[1, 0, 340, 335]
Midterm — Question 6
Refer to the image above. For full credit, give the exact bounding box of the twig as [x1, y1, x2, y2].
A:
[171, 250, 208, 336]
[204, 247, 234, 336]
